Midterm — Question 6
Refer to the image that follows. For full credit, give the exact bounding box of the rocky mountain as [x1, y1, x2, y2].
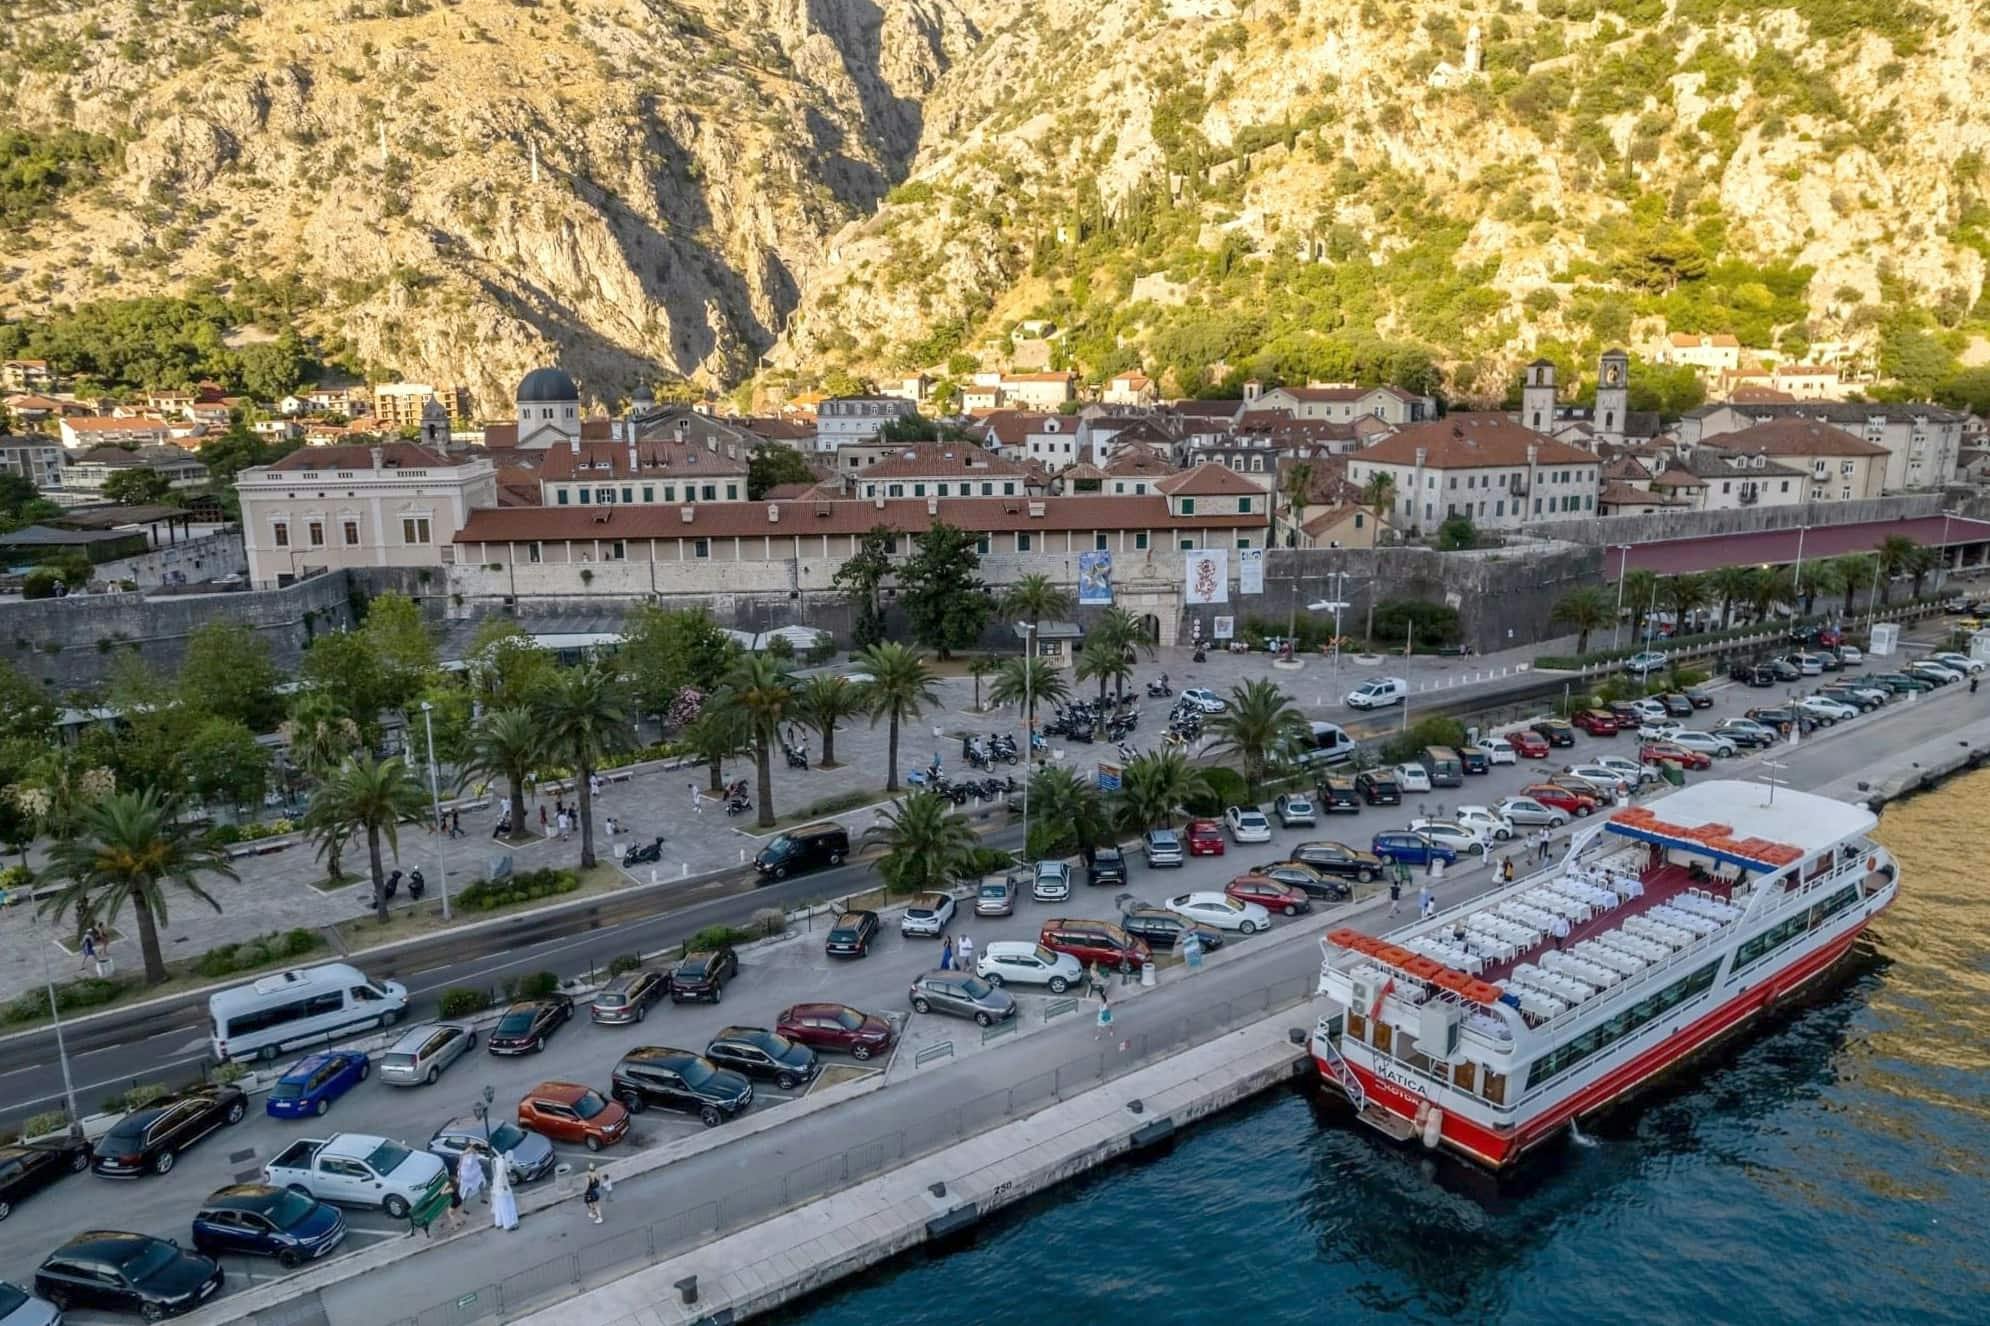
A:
[3, 1, 1987, 407]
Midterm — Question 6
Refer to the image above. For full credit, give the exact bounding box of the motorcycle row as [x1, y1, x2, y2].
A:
[1040, 694, 1141, 744]
[907, 760, 1022, 804]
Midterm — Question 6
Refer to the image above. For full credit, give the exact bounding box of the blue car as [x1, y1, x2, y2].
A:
[1370, 831, 1459, 868]
[192, 1184, 346, 1268]
[265, 1049, 370, 1119]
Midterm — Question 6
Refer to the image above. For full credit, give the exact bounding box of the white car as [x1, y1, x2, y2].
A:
[900, 892, 958, 936]
[1031, 860, 1072, 902]
[1408, 819, 1489, 855]
[1623, 651, 1668, 676]
[1224, 806, 1273, 842]
[1345, 677, 1408, 710]
[1479, 736, 1518, 765]
[1663, 730, 1736, 759]
[1593, 754, 1657, 786]
[1165, 892, 1271, 935]
[1636, 718, 1684, 741]
[1564, 763, 1633, 796]
[1454, 805, 1515, 841]
[1493, 795, 1568, 828]
[1180, 687, 1227, 713]
[1393, 763, 1433, 794]
[1796, 696, 1857, 724]
[976, 942, 1083, 993]
[1907, 661, 1963, 685]
[1628, 698, 1668, 722]
[1836, 645, 1863, 666]
[1790, 653, 1827, 676]
[1930, 651, 1986, 676]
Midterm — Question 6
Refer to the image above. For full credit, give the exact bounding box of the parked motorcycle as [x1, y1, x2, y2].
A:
[724, 794, 752, 817]
[1146, 674, 1172, 698]
[406, 869, 426, 902]
[622, 836, 665, 867]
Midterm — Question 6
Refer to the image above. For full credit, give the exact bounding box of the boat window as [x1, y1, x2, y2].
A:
[1372, 1022, 1393, 1055]
[1734, 887, 1855, 973]
[1345, 1011, 1367, 1042]
[1452, 1061, 1477, 1093]
[1524, 960, 1720, 1090]
[1481, 1071, 1506, 1106]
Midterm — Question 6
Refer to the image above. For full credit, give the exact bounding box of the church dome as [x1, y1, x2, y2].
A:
[516, 367, 579, 403]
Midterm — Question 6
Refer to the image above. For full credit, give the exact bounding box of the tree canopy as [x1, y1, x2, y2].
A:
[899, 523, 993, 657]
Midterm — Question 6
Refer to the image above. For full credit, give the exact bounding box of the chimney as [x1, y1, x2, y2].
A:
[680, 505, 695, 523]
[569, 434, 580, 456]
[1027, 500, 1046, 518]
[767, 502, 780, 523]
[628, 441, 638, 474]
[675, 418, 689, 443]
[369, 445, 384, 471]
[927, 497, 939, 516]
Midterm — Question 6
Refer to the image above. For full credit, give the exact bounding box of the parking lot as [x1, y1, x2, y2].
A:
[4, 633, 1974, 1320]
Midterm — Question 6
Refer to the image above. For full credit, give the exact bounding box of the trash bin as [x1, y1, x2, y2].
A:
[1660, 763, 1685, 786]
[1141, 960, 1157, 987]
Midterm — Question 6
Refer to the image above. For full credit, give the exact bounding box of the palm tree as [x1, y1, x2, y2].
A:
[856, 642, 939, 791]
[1113, 750, 1211, 833]
[457, 708, 540, 843]
[988, 656, 1069, 733]
[1799, 558, 1843, 619]
[304, 754, 428, 923]
[1550, 586, 1615, 655]
[874, 791, 979, 895]
[1661, 573, 1709, 634]
[1205, 679, 1304, 793]
[967, 657, 998, 714]
[1830, 554, 1873, 618]
[719, 654, 796, 829]
[1706, 565, 1756, 630]
[1362, 472, 1397, 529]
[1073, 637, 1126, 701]
[1091, 606, 1155, 695]
[1621, 568, 1659, 639]
[1906, 544, 1938, 599]
[1023, 764, 1108, 862]
[684, 705, 750, 794]
[1000, 573, 1071, 631]
[1750, 566, 1794, 623]
[797, 674, 863, 768]
[281, 696, 360, 875]
[1876, 535, 1919, 606]
[1279, 460, 1316, 547]
[42, 789, 236, 986]
[533, 662, 631, 868]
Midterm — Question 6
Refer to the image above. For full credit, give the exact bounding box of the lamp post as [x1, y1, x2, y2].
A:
[1019, 621, 1035, 858]
[38, 935, 83, 1140]
[1611, 544, 1632, 649]
[1937, 509, 1956, 594]
[1309, 577, 1350, 675]
[418, 702, 453, 920]
[1791, 525, 1809, 609]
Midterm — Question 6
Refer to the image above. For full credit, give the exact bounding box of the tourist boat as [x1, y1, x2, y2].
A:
[1309, 781, 1897, 1168]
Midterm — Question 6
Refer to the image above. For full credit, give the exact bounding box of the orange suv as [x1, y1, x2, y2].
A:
[517, 1081, 630, 1152]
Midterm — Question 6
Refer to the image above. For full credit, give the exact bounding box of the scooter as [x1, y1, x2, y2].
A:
[622, 836, 665, 867]
[406, 869, 426, 902]
[783, 743, 810, 770]
[724, 794, 752, 817]
[907, 761, 945, 787]
[1192, 646, 1207, 663]
[1146, 675, 1172, 698]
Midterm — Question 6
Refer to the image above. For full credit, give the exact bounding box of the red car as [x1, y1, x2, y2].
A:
[1520, 783, 1599, 817]
[1508, 729, 1551, 759]
[1572, 709, 1619, 736]
[1223, 874, 1312, 917]
[775, 1003, 895, 1061]
[1640, 740, 1712, 771]
[517, 1081, 630, 1152]
[1185, 820, 1226, 856]
[1038, 919, 1151, 969]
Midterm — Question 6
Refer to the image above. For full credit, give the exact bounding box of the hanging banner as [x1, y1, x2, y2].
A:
[1213, 615, 1235, 640]
[1096, 762, 1122, 791]
[1238, 547, 1265, 596]
[1184, 548, 1229, 604]
[1076, 550, 1115, 605]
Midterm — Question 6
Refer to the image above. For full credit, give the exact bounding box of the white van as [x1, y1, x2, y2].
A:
[209, 964, 409, 1064]
[1296, 721, 1357, 767]
[1344, 677, 1408, 710]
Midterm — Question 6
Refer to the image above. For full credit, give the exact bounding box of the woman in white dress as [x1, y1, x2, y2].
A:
[455, 1147, 486, 1205]
[490, 1150, 519, 1231]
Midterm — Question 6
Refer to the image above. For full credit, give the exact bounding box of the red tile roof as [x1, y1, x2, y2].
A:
[1668, 332, 1740, 348]
[855, 443, 1028, 480]
[1355, 414, 1597, 469]
[1716, 418, 1888, 458]
[979, 410, 1059, 446]
[537, 440, 748, 482]
[1156, 464, 1265, 497]
[1598, 481, 1688, 508]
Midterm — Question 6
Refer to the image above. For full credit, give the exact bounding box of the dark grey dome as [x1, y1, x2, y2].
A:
[516, 367, 579, 403]
[631, 385, 655, 405]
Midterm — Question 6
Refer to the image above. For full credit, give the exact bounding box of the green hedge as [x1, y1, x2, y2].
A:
[688, 924, 749, 952]
[509, 970, 560, 1000]
[3, 976, 126, 1025]
[1379, 716, 1469, 765]
[438, 987, 491, 1019]
[1536, 597, 1950, 671]
[192, 928, 322, 978]
[455, 868, 580, 912]
[1185, 766, 1250, 815]
[607, 954, 644, 976]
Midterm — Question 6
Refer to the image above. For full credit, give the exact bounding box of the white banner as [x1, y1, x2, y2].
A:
[1184, 549, 1229, 604]
[1238, 547, 1264, 596]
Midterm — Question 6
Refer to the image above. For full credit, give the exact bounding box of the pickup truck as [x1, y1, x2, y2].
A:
[264, 1133, 449, 1219]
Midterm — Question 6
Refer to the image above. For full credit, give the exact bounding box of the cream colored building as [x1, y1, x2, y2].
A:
[238, 443, 497, 586]
[371, 383, 445, 430]
[1660, 332, 1742, 375]
[998, 372, 1076, 410]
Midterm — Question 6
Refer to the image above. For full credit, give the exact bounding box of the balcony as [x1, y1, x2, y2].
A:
[1507, 478, 1530, 497]
[1738, 486, 1759, 505]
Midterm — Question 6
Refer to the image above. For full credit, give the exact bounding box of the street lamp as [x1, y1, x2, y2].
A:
[1937, 509, 1956, 594]
[418, 702, 453, 920]
[1792, 525, 1809, 608]
[38, 934, 83, 1140]
[1611, 544, 1632, 649]
[1309, 576, 1351, 674]
[1018, 621, 1035, 858]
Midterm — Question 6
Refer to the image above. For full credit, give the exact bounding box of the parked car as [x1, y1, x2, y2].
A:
[908, 971, 1017, 1027]
[1179, 686, 1228, 713]
[669, 947, 739, 1004]
[1796, 696, 1858, 725]
[1086, 846, 1128, 887]
[590, 969, 668, 1024]
[1546, 774, 1613, 807]
[1636, 717, 1685, 741]
[1628, 698, 1669, 721]
[519, 1080, 632, 1149]
[486, 995, 574, 1055]
[974, 942, 1083, 993]
[1182, 821, 1223, 857]
[1479, 736, 1518, 765]
[1684, 686, 1715, 708]
[1393, 763, 1433, 794]
[1868, 672, 1932, 694]
[1453, 805, 1515, 841]
[1790, 652, 1828, 676]
[1730, 662, 1777, 687]
[753, 823, 849, 881]
[1592, 754, 1657, 786]
[1170, 891, 1274, 932]
[1817, 685, 1883, 712]
[1224, 806, 1273, 842]
[1640, 740, 1712, 771]
[975, 875, 1017, 918]
[1492, 795, 1568, 828]
[1405, 820, 1489, 856]
[92, 1085, 247, 1178]
[1222, 875, 1311, 917]
[1116, 904, 1224, 952]
[1835, 645, 1864, 666]
[1037, 918, 1151, 970]
[703, 1027, 821, 1091]
[1314, 775, 1361, 813]
[1658, 692, 1695, 718]
[825, 910, 881, 957]
[1530, 718, 1576, 747]
[1664, 730, 1738, 759]
[1031, 861, 1072, 902]
[379, 1022, 476, 1087]
[0, 1282, 58, 1326]
[1768, 657, 1803, 681]
[1932, 651, 1987, 675]
[1273, 792, 1316, 827]
[262, 1134, 446, 1219]
[0, 1137, 90, 1223]
[34, 1232, 222, 1319]
[774, 1004, 894, 1060]
[1345, 677, 1408, 709]
[1291, 840, 1385, 883]
[1623, 650, 1668, 676]
[1355, 770, 1401, 805]
[191, 1184, 346, 1268]
[265, 1050, 370, 1119]
[1144, 827, 1187, 866]
[1572, 709, 1619, 736]
[1715, 718, 1777, 748]
[1746, 705, 1818, 735]
[1369, 830, 1460, 867]
[900, 892, 958, 936]
[427, 1118, 555, 1186]
[607, 1051, 749, 1128]
[1508, 729, 1551, 760]
[1250, 860, 1351, 902]
[1458, 746, 1491, 775]
[1907, 661, 1963, 686]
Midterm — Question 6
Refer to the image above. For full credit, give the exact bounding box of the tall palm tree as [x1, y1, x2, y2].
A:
[1906, 544, 1938, 599]
[533, 662, 631, 868]
[684, 705, 750, 794]
[1550, 586, 1614, 655]
[1023, 764, 1108, 863]
[456, 707, 540, 843]
[797, 674, 863, 768]
[1362, 472, 1397, 529]
[1000, 573, 1071, 631]
[1876, 535, 1919, 605]
[304, 754, 429, 923]
[1750, 566, 1794, 623]
[1621, 568, 1659, 639]
[1113, 749, 1211, 833]
[1661, 573, 1709, 633]
[1073, 637, 1126, 701]
[988, 656, 1069, 733]
[1205, 679, 1304, 793]
[1830, 554, 1873, 618]
[1706, 565, 1756, 630]
[1091, 606, 1155, 696]
[874, 791, 979, 895]
[42, 789, 236, 986]
[856, 642, 939, 791]
[1799, 558, 1843, 619]
[282, 696, 360, 875]
[1279, 460, 1316, 547]
[967, 657, 998, 714]
[719, 653, 796, 830]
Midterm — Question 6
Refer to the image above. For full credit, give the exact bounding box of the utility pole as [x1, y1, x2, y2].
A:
[1612, 545, 1631, 650]
[1020, 622, 1034, 859]
[39, 938, 82, 1139]
[419, 702, 453, 920]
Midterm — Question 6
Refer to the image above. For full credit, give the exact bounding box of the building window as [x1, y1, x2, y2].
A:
[726, 483, 739, 500]
[557, 489, 570, 505]
[597, 488, 615, 504]
[1095, 534, 1109, 551]
[621, 487, 634, 503]
[272, 522, 289, 547]
[527, 542, 542, 564]
[1238, 538, 1252, 550]
[342, 520, 359, 546]
[1781, 481, 1790, 492]
[1135, 532, 1149, 550]
[578, 489, 590, 505]
[888, 483, 904, 498]
[609, 540, 626, 560]
[642, 486, 654, 502]
[914, 483, 926, 497]
[1239, 496, 1253, 513]
[1179, 537, 1195, 550]
[308, 521, 325, 547]
[976, 535, 991, 555]
[1722, 482, 1731, 493]
[1841, 486, 1852, 499]
[936, 484, 949, 497]
[981, 483, 994, 496]
[1181, 498, 1196, 515]
[692, 538, 710, 559]
[1004, 482, 1016, 496]
[402, 517, 431, 544]
[1017, 533, 1033, 553]
[664, 486, 676, 502]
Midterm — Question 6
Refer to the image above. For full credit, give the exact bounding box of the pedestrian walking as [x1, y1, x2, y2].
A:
[1094, 985, 1113, 1040]
[490, 1151, 518, 1232]
[1536, 829, 1551, 864]
[1418, 886, 1434, 919]
[1551, 914, 1570, 951]
[441, 1175, 466, 1233]
[582, 1162, 606, 1225]
[1973, 676, 1980, 695]
[455, 1147, 487, 1206]
[1501, 857, 1516, 884]
[1088, 960, 1105, 997]
[1388, 876, 1402, 916]
[451, 808, 462, 838]
[690, 782, 703, 814]
[78, 928, 96, 974]
[940, 935, 955, 971]
[956, 933, 974, 972]
[539, 804, 548, 833]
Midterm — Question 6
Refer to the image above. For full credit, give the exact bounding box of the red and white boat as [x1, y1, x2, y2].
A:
[1310, 781, 1897, 1168]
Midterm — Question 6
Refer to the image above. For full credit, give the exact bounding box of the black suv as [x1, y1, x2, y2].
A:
[1116, 903, 1224, 952]
[1354, 770, 1400, 806]
[486, 994, 574, 1055]
[704, 1027, 821, 1090]
[824, 911, 879, 959]
[609, 1047, 753, 1128]
[36, 1231, 222, 1317]
[1251, 861, 1352, 902]
[1290, 841, 1385, 883]
[0, 1135, 89, 1218]
[91, 1085, 248, 1178]
[1086, 846, 1128, 887]
[670, 946, 739, 1003]
[1314, 773, 1361, 813]
[1530, 718, 1577, 747]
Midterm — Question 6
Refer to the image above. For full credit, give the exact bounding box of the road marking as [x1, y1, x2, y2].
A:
[1, 1052, 210, 1114]
[0, 1062, 45, 1078]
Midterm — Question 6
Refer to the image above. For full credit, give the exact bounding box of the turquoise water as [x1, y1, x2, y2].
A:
[775, 773, 1989, 1324]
